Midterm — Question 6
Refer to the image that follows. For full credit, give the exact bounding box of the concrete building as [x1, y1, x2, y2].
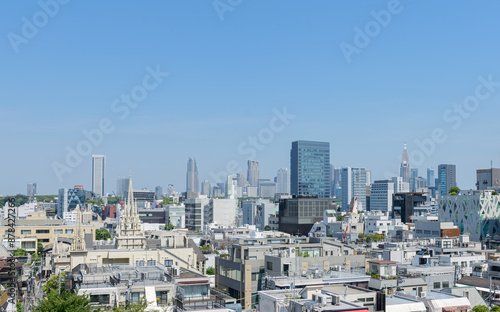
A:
[276, 168, 291, 195]
[476, 168, 500, 191]
[185, 198, 210, 232]
[241, 199, 276, 230]
[342, 167, 369, 212]
[439, 190, 500, 241]
[92, 154, 106, 197]
[392, 176, 410, 193]
[279, 196, 335, 235]
[201, 180, 211, 197]
[186, 157, 199, 193]
[204, 198, 237, 227]
[370, 180, 394, 213]
[247, 160, 260, 187]
[166, 204, 186, 228]
[27, 182, 37, 197]
[393, 192, 427, 224]
[259, 181, 277, 198]
[116, 177, 130, 199]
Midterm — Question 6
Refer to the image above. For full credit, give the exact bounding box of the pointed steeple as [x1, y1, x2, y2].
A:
[72, 204, 86, 251]
[53, 235, 59, 255]
[115, 176, 146, 250]
[400, 140, 411, 183]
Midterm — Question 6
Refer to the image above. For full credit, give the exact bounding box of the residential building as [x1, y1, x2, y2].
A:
[204, 198, 237, 227]
[393, 192, 427, 224]
[291, 140, 331, 198]
[185, 198, 210, 232]
[91, 154, 106, 197]
[165, 204, 186, 228]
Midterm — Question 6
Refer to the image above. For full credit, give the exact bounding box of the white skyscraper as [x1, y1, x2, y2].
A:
[341, 167, 369, 211]
[92, 155, 106, 197]
[392, 176, 410, 193]
[225, 174, 238, 199]
[370, 180, 395, 212]
[276, 168, 291, 194]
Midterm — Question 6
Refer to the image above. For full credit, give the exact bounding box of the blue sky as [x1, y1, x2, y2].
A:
[1, 0, 500, 195]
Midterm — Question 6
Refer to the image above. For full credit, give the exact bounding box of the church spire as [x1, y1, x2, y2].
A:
[72, 204, 86, 251]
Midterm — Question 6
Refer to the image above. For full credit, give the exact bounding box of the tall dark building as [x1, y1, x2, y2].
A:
[476, 168, 500, 191]
[393, 192, 426, 224]
[279, 196, 334, 235]
[438, 164, 457, 196]
[186, 157, 199, 193]
[290, 140, 331, 198]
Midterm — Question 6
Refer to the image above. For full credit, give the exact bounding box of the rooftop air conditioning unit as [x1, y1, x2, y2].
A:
[332, 294, 340, 305]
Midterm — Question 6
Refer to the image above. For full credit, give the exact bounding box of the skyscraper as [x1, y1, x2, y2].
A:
[92, 155, 105, 197]
[27, 182, 37, 197]
[341, 167, 369, 211]
[155, 186, 163, 199]
[116, 177, 129, 199]
[438, 164, 457, 196]
[427, 168, 435, 188]
[201, 180, 211, 196]
[276, 168, 291, 194]
[186, 157, 199, 193]
[400, 142, 411, 183]
[291, 140, 331, 198]
[236, 173, 247, 187]
[247, 160, 260, 187]
[370, 180, 395, 212]
[411, 168, 418, 179]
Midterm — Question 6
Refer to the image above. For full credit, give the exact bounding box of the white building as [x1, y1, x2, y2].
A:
[91, 154, 106, 197]
[439, 190, 500, 241]
[370, 180, 394, 213]
[364, 212, 394, 235]
[392, 176, 410, 193]
[204, 198, 237, 227]
[276, 168, 290, 194]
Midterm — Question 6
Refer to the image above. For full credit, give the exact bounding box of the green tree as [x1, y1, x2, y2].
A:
[164, 223, 175, 231]
[358, 233, 365, 241]
[471, 305, 489, 312]
[264, 225, 271, 231]
[200, 245, 212, 254]
[95, 229, 112, 241]
[491, 306, 500, 312]
[206, 267, 215, 275]
[37, 242, 44, 255]
[13, 248, 27, 256]
[16, 302, 22, 312]
[107, 197, 121, 205]
[493, 191, 499, 196]
[34, 290, 93, 312]
[43, 272, 65, 294]
[449, 186, 461, 195]
[161, 197, 174, 205]
[303, 251, 310, 258]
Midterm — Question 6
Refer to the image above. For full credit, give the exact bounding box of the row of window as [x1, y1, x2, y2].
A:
[19, 229, 74, 235]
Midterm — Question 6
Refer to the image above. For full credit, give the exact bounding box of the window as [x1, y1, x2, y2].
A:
[54, 229, 63, 234]
[165, 260, 173, 267]
[367, 298, 374, 302]
[36, 230, 50, 234]
[136, 260, 145, 267]
[443, 282, 449, 288]
[21, 242, 35, 249]
[21, 230, 31, 234]
[90, 294, 110, 304]
[147, 260, 156, 266]
[156, 291, 169, 305]
[65, 229, 73, 234]
[267, 262, 273, 270]
[434, 282, 441, 289]
[39, 239, 49, 243]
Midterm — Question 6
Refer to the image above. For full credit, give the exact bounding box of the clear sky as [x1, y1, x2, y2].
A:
[1, 1, 500, 195]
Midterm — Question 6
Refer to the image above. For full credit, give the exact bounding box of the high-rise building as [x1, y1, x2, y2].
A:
[259, 181, 277, 198]
[57, 188, 86, 218]
[167, 184, 174, 197]
[91, 155, 105, 197]
[201, 180, 211, 197]
[370, 180, 395, 212]
[236, 173, 247, 187]
[279, 197, 334, 235]
[186, 157, 199, 193]
[411, 168, 418, 179]
[392, 176, 410, 193]
[341, 167, 369, 211]
[400, 142, 411, 183]
[116, 177, 130, 199]
[427, 168, 435, 188]
[27, 182, 37, 197]
[438, 164, 457, 196]
[247, 160, 260, 187]
[290, 140, 331, 198]
[225, 174, 238, 199]
[155, 186, 163, 199]
[276, 168, 291, 194]
[476, 168, 500, 191]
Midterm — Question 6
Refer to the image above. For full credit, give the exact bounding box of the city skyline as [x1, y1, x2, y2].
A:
[2, 2, 500, 195]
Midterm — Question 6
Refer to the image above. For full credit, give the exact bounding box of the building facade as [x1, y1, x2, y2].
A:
[438, 164, 457, 196]
[291, 140, 331, 198]
[92, 154, 106, 197]
[370, 180, 394, 212]
[186, 157, 199, 193]
[247, 160, 260, 187]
